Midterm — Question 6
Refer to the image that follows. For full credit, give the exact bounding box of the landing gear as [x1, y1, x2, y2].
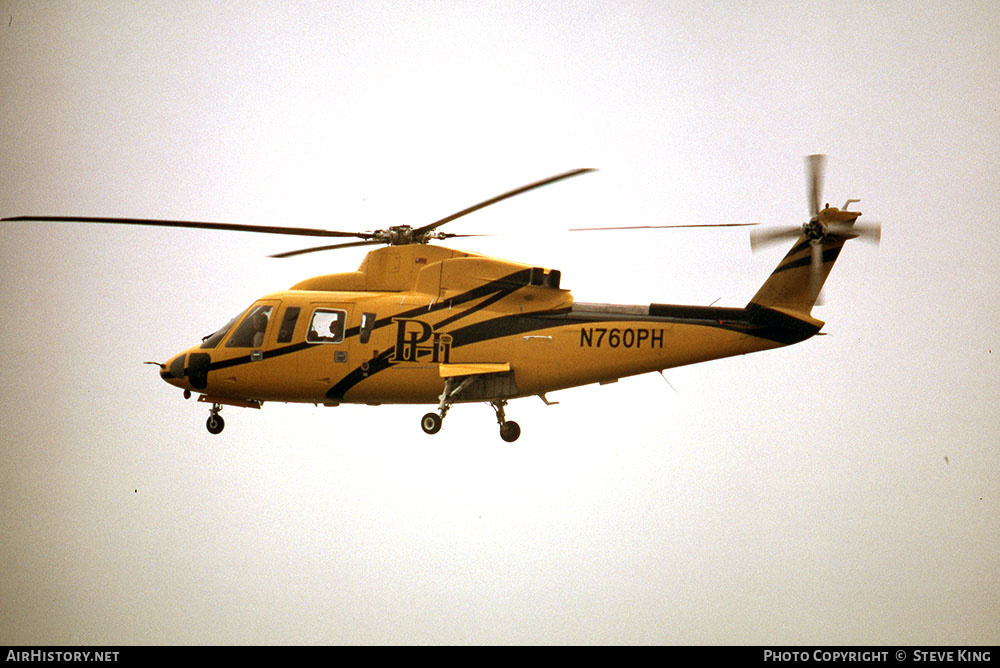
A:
[206, 404, 224, 435]
[500, 421, 521, 443]
[195, 397, 259, 434]
[419, 376, 469, 436]
[419, 378, 522, 442]
[420, 412, 442, 434]
[492, 399, 521, 443]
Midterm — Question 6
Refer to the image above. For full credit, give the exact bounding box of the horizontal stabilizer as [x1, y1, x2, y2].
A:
[439, 362, 511, 378]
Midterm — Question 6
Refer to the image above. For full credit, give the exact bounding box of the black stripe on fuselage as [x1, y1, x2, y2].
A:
[325, 302, 820, 401]
[445, 303, 818, 349]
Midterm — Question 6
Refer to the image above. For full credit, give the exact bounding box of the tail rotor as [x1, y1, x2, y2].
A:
[750, 154, 880, 274]
[747, 155, 881, 314]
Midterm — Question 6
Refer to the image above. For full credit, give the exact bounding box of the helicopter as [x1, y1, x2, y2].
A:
[2, 155, 879, 441]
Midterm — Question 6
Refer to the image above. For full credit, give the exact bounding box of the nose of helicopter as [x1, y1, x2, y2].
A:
[159, 353, 188, 388]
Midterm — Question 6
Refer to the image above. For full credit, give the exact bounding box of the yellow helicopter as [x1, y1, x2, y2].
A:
[3, 155, 879, 441]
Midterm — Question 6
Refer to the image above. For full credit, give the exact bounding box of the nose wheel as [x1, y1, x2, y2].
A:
[206, 404, 224, 435]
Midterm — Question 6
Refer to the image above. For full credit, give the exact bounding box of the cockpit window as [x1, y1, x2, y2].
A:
[307, 309, 346, 344]
[277, 306, 301, 344]
[200, 315, 241, 349]
[226, 305, 274, 348]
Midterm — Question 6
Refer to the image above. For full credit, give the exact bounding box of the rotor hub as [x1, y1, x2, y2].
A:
[386, 226, 416, 245]
[803, 219, 826, 242]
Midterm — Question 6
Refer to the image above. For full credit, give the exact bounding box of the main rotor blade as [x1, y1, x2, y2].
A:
[570, 223, 759, 231]
[412, 168, 596, 237]
[269, 239, 383, 259]
[270, 232, 493, 258]
[436, 232, 493, 239]
[1, 215, 372, 240]
[806, 154, 826, 217]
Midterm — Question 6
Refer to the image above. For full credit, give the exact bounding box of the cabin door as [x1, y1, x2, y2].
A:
[296, 303, 356, 392]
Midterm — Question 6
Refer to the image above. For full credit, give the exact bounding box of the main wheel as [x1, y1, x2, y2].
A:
[206, 414, 225, 435]
[421, 412, 442, 435]
[499, 421, 521, 443]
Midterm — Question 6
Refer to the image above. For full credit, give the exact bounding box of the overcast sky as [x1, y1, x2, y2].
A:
[1, 1, 997, 645]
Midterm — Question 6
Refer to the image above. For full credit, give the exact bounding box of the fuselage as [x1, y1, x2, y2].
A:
[159, 244, 821, 407]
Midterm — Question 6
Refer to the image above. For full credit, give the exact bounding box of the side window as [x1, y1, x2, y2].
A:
[226, 305, 273, 348]
[307, 309, 346, 344]
[359, 312, 376, 344]
[277, 306, 301, 343]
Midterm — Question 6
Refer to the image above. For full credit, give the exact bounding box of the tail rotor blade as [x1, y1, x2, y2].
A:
[811, 240, 823, 286]
[852, 220, 882, 244]
[825, 220, 882, 244]
[750, 225, 802, 252]
[806, 154, 826, 217]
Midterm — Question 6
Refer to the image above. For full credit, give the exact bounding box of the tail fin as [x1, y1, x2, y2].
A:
[747, 155, 879, 323]
[747, 234, 847, 318]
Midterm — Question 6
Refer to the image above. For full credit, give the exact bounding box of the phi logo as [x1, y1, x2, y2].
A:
[389, 318, 453, 364]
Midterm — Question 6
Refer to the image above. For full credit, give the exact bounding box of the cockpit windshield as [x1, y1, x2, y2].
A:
[226, 305, 274, 348]
[199, 304, 276, 350]
[200, 313, 242, 349]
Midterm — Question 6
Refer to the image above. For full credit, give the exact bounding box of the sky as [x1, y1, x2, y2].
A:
[1, 0, 997, 646]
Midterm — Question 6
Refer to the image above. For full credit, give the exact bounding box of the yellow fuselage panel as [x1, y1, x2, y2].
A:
[159, 245, 815, 406]
[164, 283, 789, 406]
[287, 244, 563, 299]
